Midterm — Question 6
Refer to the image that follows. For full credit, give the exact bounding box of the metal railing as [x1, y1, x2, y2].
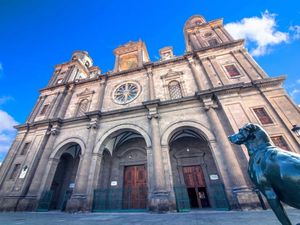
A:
[92, 187, 148, 212]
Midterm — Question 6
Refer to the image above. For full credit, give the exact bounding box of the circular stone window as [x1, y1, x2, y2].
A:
[113, 82, 140, 104]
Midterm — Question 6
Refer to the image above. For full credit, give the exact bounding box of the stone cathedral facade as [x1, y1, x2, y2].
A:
[0, 15, 299, 213]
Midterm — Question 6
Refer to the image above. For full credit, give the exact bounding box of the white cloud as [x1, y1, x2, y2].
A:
[0, 96, 13, 105]
[0, 62, 3, 78]
[291, 89, 300, 99]
[0, 110, 18, 162]
[289, 25, 300, 40]
[225, 11, 289, 56]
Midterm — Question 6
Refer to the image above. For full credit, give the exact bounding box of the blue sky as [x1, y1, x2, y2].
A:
[0, 0, 300, 162]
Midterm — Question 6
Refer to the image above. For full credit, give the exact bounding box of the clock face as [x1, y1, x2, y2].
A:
[113, 82, 140, 104]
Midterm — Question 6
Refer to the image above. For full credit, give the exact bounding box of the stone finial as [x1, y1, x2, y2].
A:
[159, 47, 174, 61]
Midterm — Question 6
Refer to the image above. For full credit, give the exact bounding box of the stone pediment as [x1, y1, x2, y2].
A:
[160, 69, 184, 79]
[77, 88, 95, 97]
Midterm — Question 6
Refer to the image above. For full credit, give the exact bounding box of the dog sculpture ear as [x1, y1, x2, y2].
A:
[248, 124, 257, 132]
[243, 123, 258, 140]
[243, 123, 257, 131]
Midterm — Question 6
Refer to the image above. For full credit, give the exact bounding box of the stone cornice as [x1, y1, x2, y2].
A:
[19, 78, 286, 132]
[185, 18, 224, 32]
[252, 75, 286, 88]
[39, 41, 245, 93]
[39, 74, 108, 92]
[18, 76, 285, 131]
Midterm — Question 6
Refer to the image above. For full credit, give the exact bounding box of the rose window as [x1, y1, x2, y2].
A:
[113, 83, 139, 104]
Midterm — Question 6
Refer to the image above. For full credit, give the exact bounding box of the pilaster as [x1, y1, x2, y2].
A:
[240, 49, 268, 78]
[209, 56, 229, 85]
[213, 26, 229, 43]
[201, 96, 249, 208]
[28, 95, 47, 123]
[200, 56, 220, 88]
[143, 100, 173, 212]
[57, 85, 75, 119]
[48, 90, 65, 118]
[91, 77, 107, 111]
[66, 116, 100, 212]
[146, 67, 156, 100]
[186, 57, 203, 91]
[231, 50, 258, 81]
[19, 122, 60, 210]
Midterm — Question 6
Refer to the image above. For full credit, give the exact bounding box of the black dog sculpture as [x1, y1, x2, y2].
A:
[228, 123, 300, 225]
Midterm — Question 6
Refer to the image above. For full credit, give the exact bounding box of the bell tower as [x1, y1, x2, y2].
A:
[113, 40, 150, 72]
[184, 15, 234, 52]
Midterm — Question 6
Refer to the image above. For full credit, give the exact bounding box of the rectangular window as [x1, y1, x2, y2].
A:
[10, 164, 21, 180]
[20, 142, 30, 155]
[40, 104, 49, 116]
[271, 136, 290, 151]
[253, 107, 273, 125]
[225, 65, 240, 77]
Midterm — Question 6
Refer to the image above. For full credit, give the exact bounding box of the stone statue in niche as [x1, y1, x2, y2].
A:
[228, 123, 300, 225]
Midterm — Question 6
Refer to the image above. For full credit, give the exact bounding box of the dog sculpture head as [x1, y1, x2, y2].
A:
[228, 123, 271, 147]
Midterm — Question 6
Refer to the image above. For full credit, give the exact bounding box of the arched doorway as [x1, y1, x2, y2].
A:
[49, 144, 81, 211]
[93, 130, 148, 211]
[169, 128, 229, 211]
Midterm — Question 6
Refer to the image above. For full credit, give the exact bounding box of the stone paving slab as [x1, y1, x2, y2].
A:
[0, 209, 299, 225]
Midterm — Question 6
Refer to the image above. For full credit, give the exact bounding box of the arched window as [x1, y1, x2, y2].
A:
[76, 99, 89, 116]
[168, 80, 183, 99]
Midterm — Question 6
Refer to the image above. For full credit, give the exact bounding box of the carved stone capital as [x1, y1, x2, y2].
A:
[186, 56, 195, 65]
[146, 71, 153, 78]
[46, 127, 60, 136]
[231, 49, 240, 54]
[147, 113, 160, 120]
[87, 117, 100, 129]
[200, 57, 210, 62]
[202, 97, 218, 111]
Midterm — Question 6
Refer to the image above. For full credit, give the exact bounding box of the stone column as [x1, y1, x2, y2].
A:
[213, 26, 228, 43]
[203, 99, 247, 188]
[114, 55, 120, 72]
[189, 33, 202, 50]
[24, 123, 59, 208]
[144, 101, 171, 212]
[186, 57, 204, 91]
[48, 90, 65, 118]
[160, 145, 176, 210]
[91, 77, 106, 111]
[57, 85, 75, 119]
[28, 95, 47, 123]
[231, 50, 257, 81]
[200, 57, 220, 88]
[220, 26, 234, 41]
[146, 67, 156, 100]
[63, 65, 76, 83]
[194, 33, 205, 48]
[209, 56, 229, 85]
[0, 132, 27, 190]
[27, 96, 42, 122]
[240, 49, 268, 78]
[67, 116, 99, 212]
[87, 152, 103, 194]
[138, 49, 143, 67]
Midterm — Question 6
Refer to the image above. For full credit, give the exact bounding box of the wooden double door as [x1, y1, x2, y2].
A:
[182, 166, 210, 208]
[123, 165, 147, 209]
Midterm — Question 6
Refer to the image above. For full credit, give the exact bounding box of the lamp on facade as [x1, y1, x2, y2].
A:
[291, 125, 300, 138]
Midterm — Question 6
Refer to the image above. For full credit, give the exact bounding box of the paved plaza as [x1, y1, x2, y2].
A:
[0, 208, 300, 225]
